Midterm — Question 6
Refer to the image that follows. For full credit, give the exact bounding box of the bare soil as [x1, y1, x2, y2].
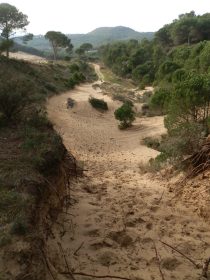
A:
[8, 51, 46, 63]
[47, 66, 210, 280]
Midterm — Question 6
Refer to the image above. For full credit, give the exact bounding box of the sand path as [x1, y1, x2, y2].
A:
[47, 66, 210, 280]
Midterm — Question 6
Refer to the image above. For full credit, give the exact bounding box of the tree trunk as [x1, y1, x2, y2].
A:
[5, 22, 9, 58]
[52, 42, 57, 60]
[6, 41, 9, 58]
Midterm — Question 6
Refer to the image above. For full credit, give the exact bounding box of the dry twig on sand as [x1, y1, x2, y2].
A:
[183, 138, 210, 179]
[159, 240, 199, 268]
[57, 242, 76, 280]
[202, 257, 210, 278]
[61, 272, 132, 280]
[153, 241, 165, 280]
[73, 241, 84, 256]
[41, 249, 57, 280]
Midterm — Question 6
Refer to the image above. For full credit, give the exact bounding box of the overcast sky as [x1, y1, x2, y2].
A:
[3, 0, 210, 35]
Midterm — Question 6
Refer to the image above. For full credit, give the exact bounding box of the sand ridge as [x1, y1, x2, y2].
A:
[46, 66, 210, 280]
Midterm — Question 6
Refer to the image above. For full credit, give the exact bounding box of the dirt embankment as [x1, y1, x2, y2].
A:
[46, 66, 210, 280]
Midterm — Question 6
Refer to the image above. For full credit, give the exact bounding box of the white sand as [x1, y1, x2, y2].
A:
[8, 51, 46, 63]
[46, 66, 210, 280]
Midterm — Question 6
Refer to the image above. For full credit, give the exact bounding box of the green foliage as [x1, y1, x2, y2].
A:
[132, 61, 155, 83]
[157, 61, 180, 81]
[150, 87, 171, 112]
[155, 11, 210, 47]
[89, 97, 108, 111]
[0, 79, 30, 121]
[69, 63, 80, 72]
[149, 152, 169, 170]
[0, 189, 30, 223]
[44, 82, 57, 92]
[143, 137, 160, 150]
[0, 3, 29, 57]
[14, 27, 154, 52]
[22, 33, 33, 44]
[21, 126, 64, 174]
[45, 31, 73, 60]
[0, 39, 13, 54]
[114, 102, 136, 129]
[199, 43, 210, 72]
[26, 108, 51, 129]
[100, 12, 210, 169]
[164, 73, 210, 133]
[79, 43, 93, 51]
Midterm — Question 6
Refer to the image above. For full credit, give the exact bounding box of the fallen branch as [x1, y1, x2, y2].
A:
[73, 241, 84, 256]
[153, 241, 165, 280]
[41, 249, 57, 280]
[61, 271, 132, 280]
[159, 240, 199, 268]
[202, 257, 210, 278]
[57, 242, 76, 280]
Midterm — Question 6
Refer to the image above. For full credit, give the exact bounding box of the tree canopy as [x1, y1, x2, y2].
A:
[45, 31, 73, 60]
[0, 3, 29, 57]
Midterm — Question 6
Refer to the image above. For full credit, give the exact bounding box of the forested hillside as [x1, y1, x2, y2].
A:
[101, 11, 210, 168]
[14, 26, 154, 51]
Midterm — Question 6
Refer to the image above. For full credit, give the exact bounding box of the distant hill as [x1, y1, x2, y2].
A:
[14, 26, 154, 51]
[69, 26, 154, 47]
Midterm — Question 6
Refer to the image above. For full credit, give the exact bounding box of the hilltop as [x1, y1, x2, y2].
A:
[14, 26, 154, 51]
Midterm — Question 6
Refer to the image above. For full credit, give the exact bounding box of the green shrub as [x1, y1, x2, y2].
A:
[44, 82, 57, 92]
[22, 127, 65, 174]
[89, 96, 108, 111]
[143, 137, 160, 150]
[160, 122, 204, 158]
[69, 63, 80, 72]
[0, 79, 29, 121]
[148, 152, 169, 171]
[0, 190, 30, 223]
[114, 101, 136, 129]
[25, 108, 52, 129]
[72, 72, 86, 83]
[66, 77, 77, 88]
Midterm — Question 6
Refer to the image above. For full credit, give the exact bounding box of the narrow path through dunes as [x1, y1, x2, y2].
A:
[47, 67, 210, 280]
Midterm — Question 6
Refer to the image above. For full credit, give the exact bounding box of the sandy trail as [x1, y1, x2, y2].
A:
[47, 68, 210, 280]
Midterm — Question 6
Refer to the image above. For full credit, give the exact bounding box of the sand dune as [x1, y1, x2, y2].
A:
[47, 67, 210, 280]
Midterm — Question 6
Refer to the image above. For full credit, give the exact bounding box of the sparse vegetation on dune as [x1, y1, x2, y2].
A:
[0, 53, 96, 278]
[114, 101, 136, 129]
[101, 12, 210, 174]
[2, 2, 210, 279]
[89, 96, 108, 111]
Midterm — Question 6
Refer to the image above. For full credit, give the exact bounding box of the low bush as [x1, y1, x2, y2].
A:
[25, 108, 52, 129]
[44, 82, 57, 92]
[142, 137, 161, 150]
[21, 127, 64, 174]
[114, 101, 136, 129]
[0, 79, 30, 122]
[0, 189, 31, 227]
[141, 103, 163, 117]
[69, 63, 80, 72]
[89, 96, 108, 111]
